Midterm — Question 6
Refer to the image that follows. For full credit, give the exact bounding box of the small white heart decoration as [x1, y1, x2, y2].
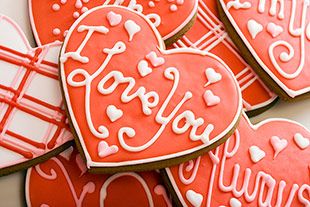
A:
[249, 145, 266, 163]
[270, 136, 288, 158]
[247, 19, 263, 39]
[138, 60, 153, 77]
[98, 141, 119, 158]
[294, 133, 310, 150]
[267, 22, 283, 38]
[186, 190, 203, 207]
[205, 68, 222, 86]
[124, 20, 141, 41]
[203, 90, 221, 107]
[106, 105, 123, 122]
[107, 11, 122, 26]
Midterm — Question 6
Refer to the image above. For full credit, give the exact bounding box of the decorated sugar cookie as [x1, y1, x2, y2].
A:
[29, 0, 198, 46]
[172, 0, 277, 116]
[217, 0, 310, 100]
[0, 15, 73, 176]
[164, 113, 310, 206]
[26, 147, 172, 207]
[60, 6, 242, 173]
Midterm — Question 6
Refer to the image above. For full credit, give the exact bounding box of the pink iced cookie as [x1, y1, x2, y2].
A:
[60, 6, 242, 173]
[172, 0, 277, 115]
[217, 0, 310, 100]
[165, 113, 310, 206]
[0, 15, 72, 176]
[29, 0, 198, 46]
[26, 147, 172, 207]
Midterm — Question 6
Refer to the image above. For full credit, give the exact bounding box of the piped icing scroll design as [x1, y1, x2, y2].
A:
[226, 0, 310, 81]
[34, 155, 96, 207]
[60, 6, 241, 168]
[29, 149, 172, 207]
[268, 0, 309, 80]
[174, 122, 310, 206]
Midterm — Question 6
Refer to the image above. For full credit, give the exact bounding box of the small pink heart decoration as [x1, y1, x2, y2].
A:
[270, 136, 288, 158]
[107, 11, 122, 26]
[98, 141, 119, 158]
[204, 90, 221, 106]
[266, 22, 283, 38]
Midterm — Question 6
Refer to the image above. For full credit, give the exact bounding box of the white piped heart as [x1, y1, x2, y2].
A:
[124, 20, 141, 41]
[267, 22, 283, 38]
[230, 198, 242, 207]
[107, 11, 122, 26]
[146, 51, 165, 67]
[247, 19, 263, 39]
[249, 145, 265, 163]
[204, 68, 222, 87]
[294, 133, 309, 150]
[204, 90, 220, 106]
[186, 190, 203, 207]
[98, 141, 119, 158]
[138, 60, 152, 77]
[270, 136, 288, 158]
[106, 105, 123, 122]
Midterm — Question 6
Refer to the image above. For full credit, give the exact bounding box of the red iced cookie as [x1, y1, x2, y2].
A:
[60, 6, 242, 173]
[165, 113, 310, 206]
[0, 15, 72, 176]
[218, 0, 310, 100]
[29, 0, 198, 45]
[26, 147, 172, 207]
[172, 0, 277, 115]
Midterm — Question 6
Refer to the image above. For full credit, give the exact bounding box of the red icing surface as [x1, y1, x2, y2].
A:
[26, 148, 172, 206]
[0, 15, 72, 171]
[29, 0, 198, 45]
[166, 113, 310, 206]
[172, 0, 277, 111]
[60, 6, 242, 169]
[219, 0, 310, 98]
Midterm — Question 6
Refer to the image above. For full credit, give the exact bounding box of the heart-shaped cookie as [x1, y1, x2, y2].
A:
[29, 0, 198, 46]
[0, 15, 73, 176]
[26, 147, 172, 206]
[164, 113, 310, 206]
[217, 0, 310, 100]
[171, 0, 277, 116]
[60, 6, 242, 173]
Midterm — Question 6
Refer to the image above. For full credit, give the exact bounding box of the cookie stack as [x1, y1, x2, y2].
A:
[0, 0, 309, 206]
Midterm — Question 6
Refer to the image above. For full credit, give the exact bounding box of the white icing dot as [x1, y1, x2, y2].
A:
[60, 0, 67, 4]
[170, 4, 178, 12]
[73, 11, 80, 19]
[148, 1, 155, 7]
[52, 4, 60, 11]
[176, 0, 184, 5]
[53, 28, 61, 36]
[81, 7, 88, 13]
[82, 0, 89, 2]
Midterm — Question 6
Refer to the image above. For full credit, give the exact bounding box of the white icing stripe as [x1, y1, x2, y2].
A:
[100, 172, 154, 207]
